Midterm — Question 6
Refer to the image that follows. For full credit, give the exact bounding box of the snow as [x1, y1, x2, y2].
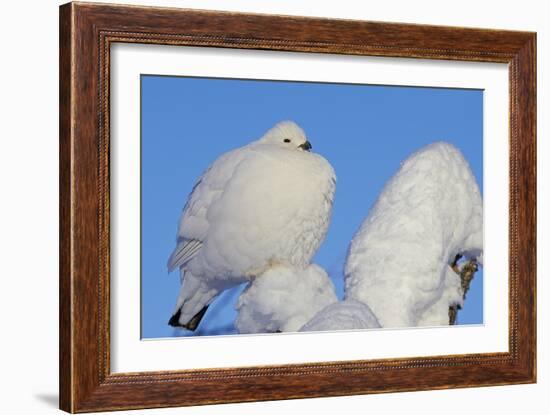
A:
[235, 264, 338, 333]
[166, 121, 336, 328]
[300, 299, 381, 332]
[416, 265, 463, 326]
[345, 142, 483, 328]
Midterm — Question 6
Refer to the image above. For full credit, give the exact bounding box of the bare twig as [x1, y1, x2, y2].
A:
[449, 255, 479, 325]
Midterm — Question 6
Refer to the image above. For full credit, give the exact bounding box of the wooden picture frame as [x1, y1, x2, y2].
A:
[59, 2, 536, 412]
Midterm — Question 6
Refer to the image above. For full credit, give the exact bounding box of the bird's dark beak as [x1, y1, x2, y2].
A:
[298, 141, 312, 151]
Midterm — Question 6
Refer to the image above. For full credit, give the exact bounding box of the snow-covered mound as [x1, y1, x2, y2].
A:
[300, 299, 381, 332]
[235, 263, 338, 333]
[345, 142, 483, 327]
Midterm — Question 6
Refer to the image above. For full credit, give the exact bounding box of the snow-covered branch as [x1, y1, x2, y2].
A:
[235, 264, 337, 333]
[343, 142, 483, 328]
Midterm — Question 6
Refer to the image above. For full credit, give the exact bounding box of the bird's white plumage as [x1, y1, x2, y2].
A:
[344, 142, 483, 328]
[235, 263, 338, 333]
[168, 121, 336, 328]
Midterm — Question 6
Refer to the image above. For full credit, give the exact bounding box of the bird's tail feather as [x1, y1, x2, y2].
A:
[168, 305, 209, 331]
[168, 271, 219, 331]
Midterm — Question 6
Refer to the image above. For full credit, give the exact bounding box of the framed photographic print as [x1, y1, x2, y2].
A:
[59, 2, 536, 412]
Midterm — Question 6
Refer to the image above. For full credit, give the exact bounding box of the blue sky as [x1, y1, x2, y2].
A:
[141, 75, 483, 338]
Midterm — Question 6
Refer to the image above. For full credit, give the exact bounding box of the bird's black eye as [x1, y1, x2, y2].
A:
[283, 138, 291, 143]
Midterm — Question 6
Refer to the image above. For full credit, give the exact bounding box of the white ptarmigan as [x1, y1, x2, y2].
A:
[167, 121, 336, 331]
[344, 142, 483, 328]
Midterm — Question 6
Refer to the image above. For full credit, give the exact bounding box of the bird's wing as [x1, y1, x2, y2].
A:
[167, 146, 252, 272]
[167, 238, 203, 272]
